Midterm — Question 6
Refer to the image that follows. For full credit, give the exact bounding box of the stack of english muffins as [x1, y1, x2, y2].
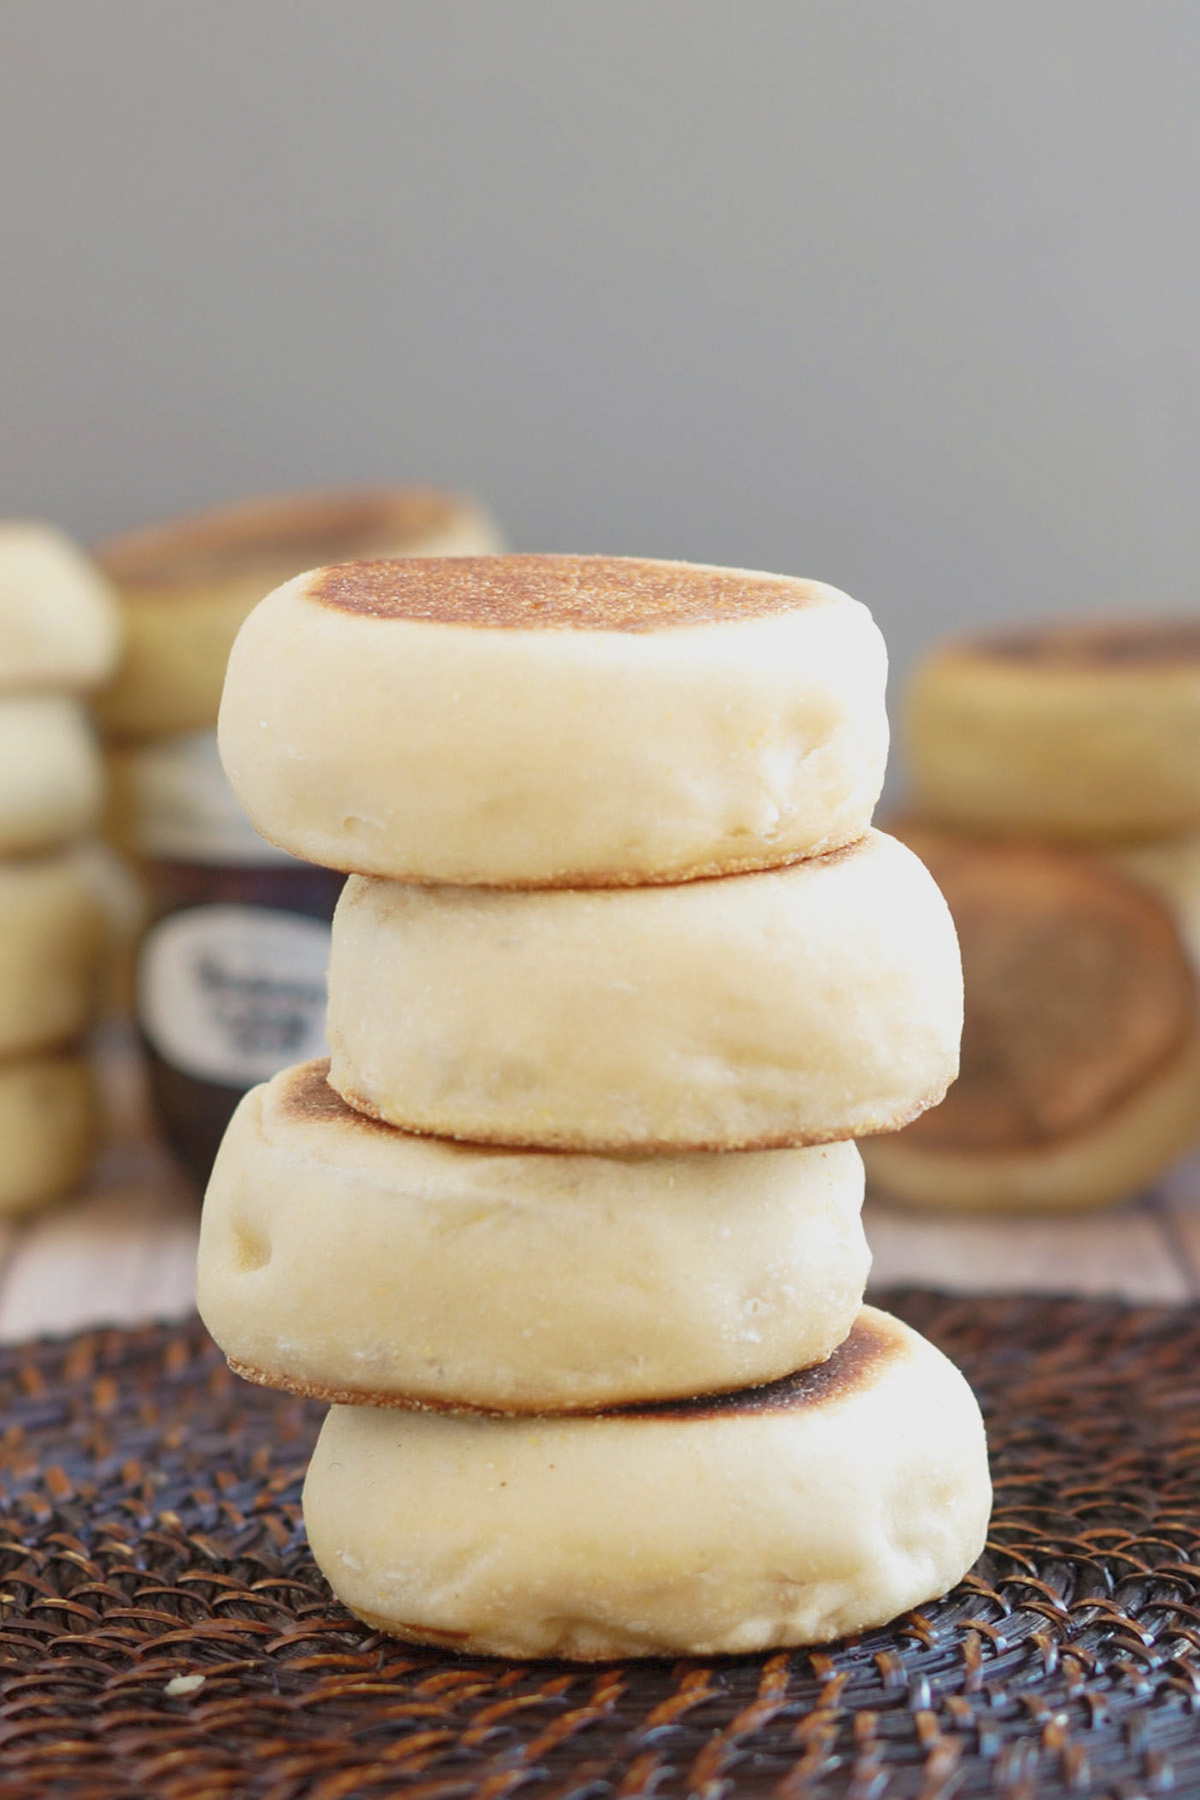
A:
[868, 621, 1200, 1212]
[198, 554, 991, 1660]
[0, 524, 117, 1213]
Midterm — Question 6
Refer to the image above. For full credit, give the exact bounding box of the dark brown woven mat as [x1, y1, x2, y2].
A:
[3, 1291, 1200, 1800]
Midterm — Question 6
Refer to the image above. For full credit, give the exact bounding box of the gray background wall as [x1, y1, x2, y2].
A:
[4, 1, 1200, 705]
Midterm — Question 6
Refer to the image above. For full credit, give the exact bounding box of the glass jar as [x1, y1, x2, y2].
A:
[128, 730, 342, 1186]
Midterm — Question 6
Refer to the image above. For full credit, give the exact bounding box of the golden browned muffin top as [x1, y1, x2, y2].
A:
[309, 554, 827, 632]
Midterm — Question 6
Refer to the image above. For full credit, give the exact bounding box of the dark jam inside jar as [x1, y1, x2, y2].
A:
[128, 731, 344, 1189]
[139, 859, 344, 1186]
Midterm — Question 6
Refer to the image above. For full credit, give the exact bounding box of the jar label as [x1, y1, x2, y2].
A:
[138, 904, 331, 1087]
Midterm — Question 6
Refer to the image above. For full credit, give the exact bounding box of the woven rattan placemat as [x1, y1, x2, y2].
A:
[2, 1288, 1200, 1799]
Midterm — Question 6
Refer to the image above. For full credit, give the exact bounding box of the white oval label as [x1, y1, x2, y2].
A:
[137, 904, 331, 1087]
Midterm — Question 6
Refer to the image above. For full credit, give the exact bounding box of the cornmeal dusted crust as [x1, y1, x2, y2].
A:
[310, 553, 828, 632]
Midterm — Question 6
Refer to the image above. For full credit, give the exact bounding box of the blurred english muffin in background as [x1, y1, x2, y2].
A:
[906, 617, 1200, 843]
[888, 613, 1200, 1212]
[0, 695, 106, 856]
[0, 852, 109, 1057]
[0, 1053, 98, 1218]
[94, 486, 505, 741]
[864, 825, 1200, 1211]
[1109, 831, 1200, 971]
[0, 521, 121, 693]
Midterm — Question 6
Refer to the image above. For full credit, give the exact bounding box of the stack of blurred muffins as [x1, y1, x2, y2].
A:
[0, 525, 117, 1213]
[867, 619, 1200, 1212]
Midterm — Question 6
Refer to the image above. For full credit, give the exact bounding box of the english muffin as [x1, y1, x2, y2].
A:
[0, 851, 108, 1056]
[0, 696, 104, 853]
[218, 555, 889, 886]
[303, 1307, 991, 1660]
[0, 1053, 97, 1215]
[864, 826, 1200, 1209]
[198, 1060, 869, 1412]
[906, 617, 1200, 841]
[325, 831, 962, 1152]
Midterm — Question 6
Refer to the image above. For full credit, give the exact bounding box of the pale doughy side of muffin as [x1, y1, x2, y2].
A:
[218, 562, 888, 885]
[302, 1307, 991, 1660]
[198, 1062, 870, 1411]
[325, 831, 963, 1151]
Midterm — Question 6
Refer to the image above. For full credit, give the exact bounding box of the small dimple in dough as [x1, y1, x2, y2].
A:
[231, 1216, 271, 1275]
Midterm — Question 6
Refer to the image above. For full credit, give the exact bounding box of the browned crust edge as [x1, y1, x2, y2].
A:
[339, 1606, 478, 1651]
[227, 1356, 828, 1418]
[245, 827, 874, 891]
[229, 1316, 893, 1421]
[970, 618, 1200, 671]
[335, 1601, 854, 1659]
[325, 1077, 949, 1156]
[276, 1050, 927, 1155]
